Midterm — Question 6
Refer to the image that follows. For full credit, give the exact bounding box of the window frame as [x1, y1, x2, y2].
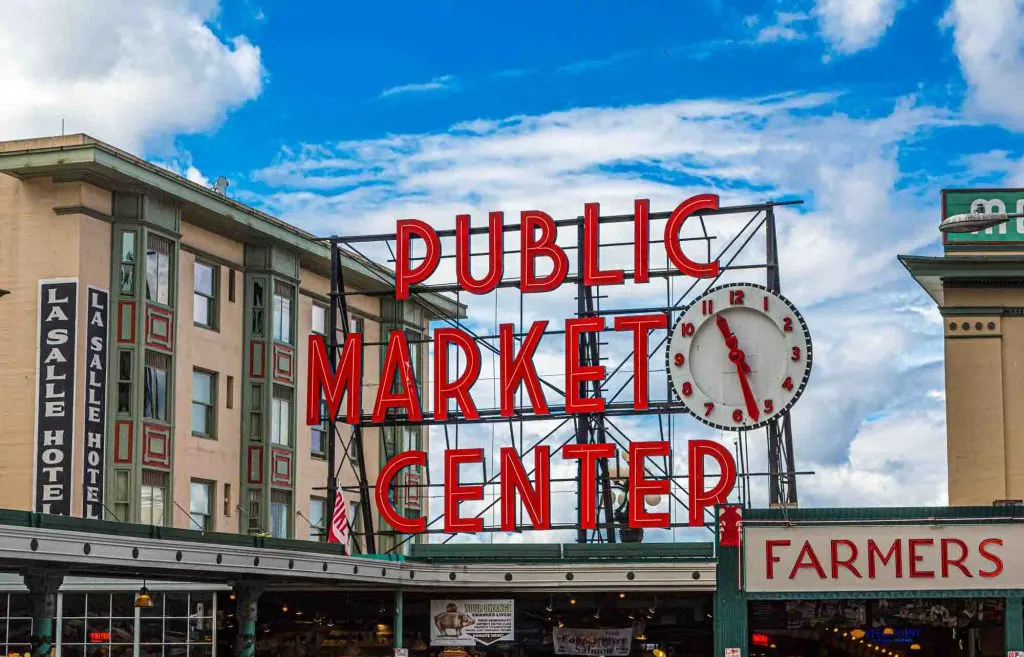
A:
[272, 282, 294, 345]
[140, 470, 168, 527]
[193, 261, 219, 330]
[143, 351, 171, 422]
[270, 489, 292, 539]
[311, 399, 327, 459]
[188, 479, 214, 532]
[312, 303, 327, 336]
[144, 232, 174, 307]
[270, 386, 292, 447]
[308, 496, 327, 542]
[191, 369, 217, 438]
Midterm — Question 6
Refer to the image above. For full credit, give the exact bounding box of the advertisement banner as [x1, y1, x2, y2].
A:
[34, 279, 78, 516]
[943, 189, 1024, 244]
[552, 628, 633, 656]
[82, 286, 109, 519]
[430, 599, 514, 646]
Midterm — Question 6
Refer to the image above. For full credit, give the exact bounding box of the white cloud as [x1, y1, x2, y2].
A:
[942, 0, 1024, 130]
[755, 11, 812, 43]
[0, 0, 264, 154]
[814, 0, 902, 54]
[244, 91, 959, 541]
[377, 75, 456, 99]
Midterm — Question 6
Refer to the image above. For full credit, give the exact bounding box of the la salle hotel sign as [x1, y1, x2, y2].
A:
[306, 195, 748, 534]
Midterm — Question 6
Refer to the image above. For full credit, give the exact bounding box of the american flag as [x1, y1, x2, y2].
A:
[327, 489, 350, 553]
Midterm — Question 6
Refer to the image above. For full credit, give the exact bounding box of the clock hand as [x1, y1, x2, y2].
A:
[716, 314, 759, 420]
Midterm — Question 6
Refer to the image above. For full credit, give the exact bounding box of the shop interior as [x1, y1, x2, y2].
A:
[748, 599, 1005, 657]
[215, 590, 714, 657]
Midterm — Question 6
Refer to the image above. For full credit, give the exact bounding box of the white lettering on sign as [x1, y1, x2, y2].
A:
[744, 525, 1019, 593]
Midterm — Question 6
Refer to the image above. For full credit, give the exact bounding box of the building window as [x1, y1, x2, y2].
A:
[140, 470, 167, 526]
[349, 432, 360, 461]
[247, 489, 261, 533]
[113, 470, 130, 523]
[270, 490, 291, 538]
[143, 351, 171, 421]
[271, 385, 292, 446]
[311, 400, 327, 458]
[229, 268, 237, 302]
[251, 279, 265, 337]
[189, 480, 213, 531]
[191, 369, 216, 437]
[193, 261, 218, 329]
[273, 281, 293, 344]
[120, 231, 136, 295]
[308, 497, 326, 542]
[249, 384, 263, 442]
[312, 304, 327, 336]
[116, 350, 132, 414]
[145, 233, 173, 306]
[226, 375, 234, 409]
[350, 315, 364, 334]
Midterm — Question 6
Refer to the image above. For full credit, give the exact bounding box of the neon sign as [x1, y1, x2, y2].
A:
[306, 195, 739, 531]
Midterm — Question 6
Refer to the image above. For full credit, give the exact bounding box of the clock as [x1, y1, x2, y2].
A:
[666, 282, 812, 431]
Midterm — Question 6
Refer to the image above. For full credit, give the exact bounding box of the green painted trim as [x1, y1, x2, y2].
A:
[1006, 595, 1023, 652]
[946, 334, 1001, 340]
[741, 505, 1019, 523]
[53, 205, 113, 222]
[939, 307, 1016, 316]
[945, 243, 1024, 253]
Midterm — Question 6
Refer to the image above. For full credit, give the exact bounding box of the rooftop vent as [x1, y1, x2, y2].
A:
[212, 176, 229, 195]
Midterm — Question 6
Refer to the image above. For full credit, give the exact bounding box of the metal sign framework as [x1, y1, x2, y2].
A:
[317, 199, 805, 552]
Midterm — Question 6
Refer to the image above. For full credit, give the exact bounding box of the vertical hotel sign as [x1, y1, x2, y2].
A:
[83, 287, 108, 519]
[34, 279, 78, 515]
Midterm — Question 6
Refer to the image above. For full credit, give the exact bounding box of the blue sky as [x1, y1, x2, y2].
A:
[3, 0, 1024, 542]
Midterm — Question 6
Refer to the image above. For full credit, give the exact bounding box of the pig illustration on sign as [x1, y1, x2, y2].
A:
[434, 603, 475, 637]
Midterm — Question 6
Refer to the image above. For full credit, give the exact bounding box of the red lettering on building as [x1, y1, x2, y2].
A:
[830, 539, 862, 578]
[433, 329, 481, 421]
[455, 212, 504, 294]
[520, 210, 569, 293]
[376, 450, 426, 533]
[499, 321, 548, 417]
[306, 334, 362, 426]
[499, 446, 551, 531]
[565, 317, 606, 414]
[582, 203, 625, 286]
[940, 538, 972, 578]
[395, 219, 440, 300]
[371, 330, 422, 422]
[687, 440, 737, 526]
[628, 441, 670, 528]
[634, 199, 650, 284]
[979, 538, 1004, 578]
[765, 540, 791, 579]
[444, 449, 485, 533]
[562, 443, 615, 529]
[789, 540, 827, 579]
[867, 539, 903, 578]
[613, 314, 668, 411]
[663, 195, 721, 279]
[908, 538, 935, 578]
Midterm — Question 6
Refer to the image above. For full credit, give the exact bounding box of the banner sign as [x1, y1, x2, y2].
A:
[744, 524, 1016, 593]
[82, 287, 108, 519]
[552, 628, 633, 656]
[943, 189, 1024, 244]
[430, 599, 514, 646]
[34, 279, 78, 516]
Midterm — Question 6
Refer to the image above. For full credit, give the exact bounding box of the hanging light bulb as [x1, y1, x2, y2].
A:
[134, 584, 153, 609]
[545, 596, 554, 612]
[282, 604, 289, 613]
[569, 598, 576, 605]
[619, 593, 626, 599]
[593, 608, 601, 619]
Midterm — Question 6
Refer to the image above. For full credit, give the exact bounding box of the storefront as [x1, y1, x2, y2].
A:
[715, 507, 1024, 657]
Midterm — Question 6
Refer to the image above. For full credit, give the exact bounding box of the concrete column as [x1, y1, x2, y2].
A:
[1006, 595, 1022, 654]
[23, 570, 63, 657]
[234, 583, 264, 657]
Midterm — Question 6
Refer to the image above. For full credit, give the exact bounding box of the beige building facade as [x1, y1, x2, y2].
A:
[0, 134, 460, 553]
[902, 188, 1024, 506]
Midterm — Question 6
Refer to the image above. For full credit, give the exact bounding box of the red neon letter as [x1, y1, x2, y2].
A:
[444, 448, 484, 533]
[766, 540, 791, 579]
[789, 541, 827, 579]
[628, 441, 670, 528]
[582, 202, 624, 286]
[520, 210, 568, 293]
[979, 538, 1004, 578]
[867, 539, 902, 578]
[634, 199, 650, 284]
[908, 538, 935, 578]
[830, 539, 862, 578]
[499, 321, 549, 416]
[456, 212, 504, 294]
[562, 443, 615, 529]
[372, 330, 423, 422]
[375, 450, 426, 533]
[687, 440, 737, 527]
[565, 317, 606, 414]
[613, 313, 668, 410]
[940, 538, 972, 578]
[664, 194, 720, 278]
[395, 219, 440, 300]
[434, 328, 481, 421]
[499, 446, 551, 531]
[306, 333, 362, 426]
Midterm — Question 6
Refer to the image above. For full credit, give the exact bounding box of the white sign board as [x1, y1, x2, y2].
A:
[553, 628, 633, 656]
[430, 599, 514, 646]
[744, 524, 1017, 593]
[725, 648, 741, 657]
[394, 649, 408, 657]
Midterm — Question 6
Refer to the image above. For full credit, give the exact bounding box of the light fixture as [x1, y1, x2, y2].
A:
[939, 206, 1024, 233]
[883, 628, 894, 636]
[770, 645, 776, 649]
[558, 618, 565, 629]
[569, 598, 576, 605]
[545, 596, 554, 612]
[619, 593, 626, 599]
[653, 649, 666, 657]
[851, 630, 865, 639]
[593, 608, 601, 619]
[910, 644, 921, 651]
[833, 628, 839, 633]
[282, 604, 289, 612]
[134, 584, 153, 608]
[229, 593, 236, 601]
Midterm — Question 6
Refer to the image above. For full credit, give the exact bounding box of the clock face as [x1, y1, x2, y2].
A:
[666, 283, 812, 431]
